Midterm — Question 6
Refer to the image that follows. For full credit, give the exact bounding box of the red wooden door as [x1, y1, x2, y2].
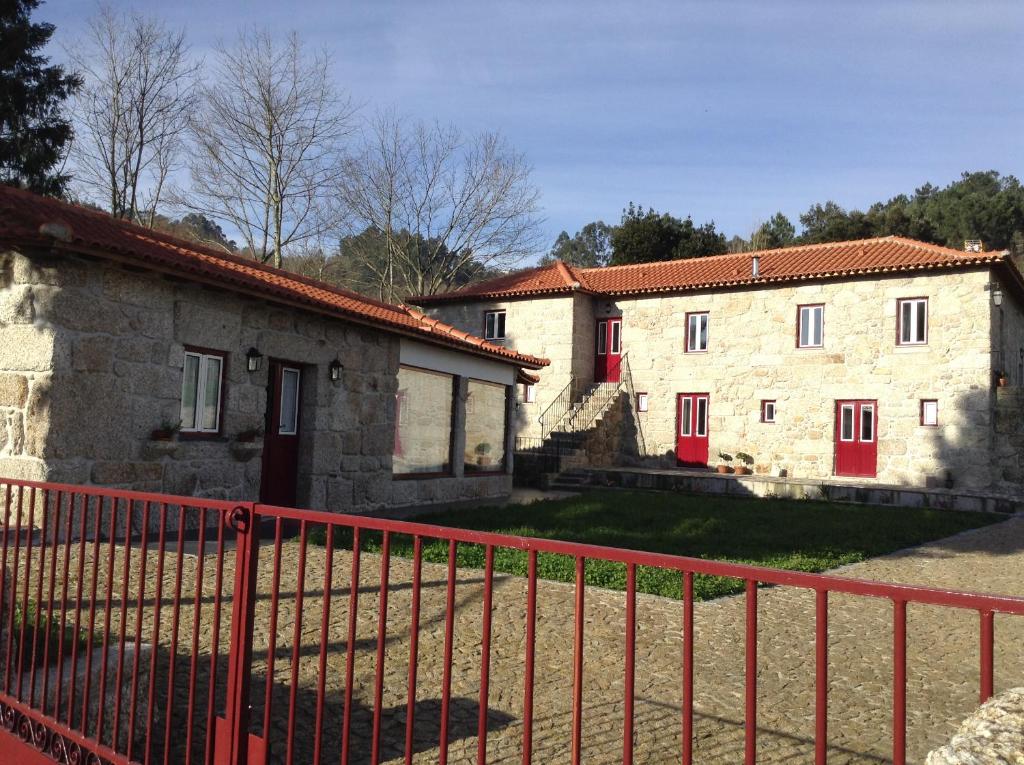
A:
[260, 362, 302, 506]
[594, 318, 622, 383]
[834, 400, 877, 477]
[676, 393, 709, 468]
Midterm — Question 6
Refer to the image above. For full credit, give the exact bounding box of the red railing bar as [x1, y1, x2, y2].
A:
[340, 526, 361, 765]
[54, 491, 76, 724]
[624, 562, 637, 765]
[66, 494, 90, 730]
[438, 538, 457, 765]
[204, 508, 228, 765]
[570, 555, 585, 765]
[249, 501, 1024, 615]
[0, 693, 127, 765]
[477, 543, 495, 765]
[979, 610, 994, 703]
[682, 570, 694, 765]
[127, 501, 151, 763]
[16, 485, 36, 702]
[112, 499, 136, 751]
[893, 599, 907, 765]
[522, 548, 538, 765]
[313, 525, 335, 765]
[184, 508, 209, 764]
[95, 495, 121, 744]
[0, 485, 12, 695]
[41, 491, 61, 715]
[143, 502, 168, 765]
[3, 486, 22, 696]
[162, 505, 188, 765]
[286, 520, 309, 765]
[405, 535, 423, 765]
[28, 488, 50, 706]
[370, 530, 391, 765]
[261, 517, 285, 744]
[80, 493, 104, 738]
[745, 579, 758, 765]
[815, 589, 829, 765]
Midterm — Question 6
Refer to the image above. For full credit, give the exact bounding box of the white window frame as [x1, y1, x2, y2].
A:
[686, 312, 709, 353]
[860, 404, 875, 443]
[680, 397, 692, 436]
[798, 304, 824, 348]
[484, 310, 506, 341]
[921, 399, 938, 427]
[695, 396, 708, 436]
[278, 367, 301, 435]
[596, 321, 608, 355]
[609, 320, 621, 354]
[761, 400, 776, 423]
[636, 392, 648, 412]
[524, 384, 536, 403]
[897, 298, 928, 346]
[839, 404, 855, 442]
[180, 350, 225, 434]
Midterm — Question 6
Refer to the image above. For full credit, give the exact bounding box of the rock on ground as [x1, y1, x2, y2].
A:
[926, 688, 1024, 765]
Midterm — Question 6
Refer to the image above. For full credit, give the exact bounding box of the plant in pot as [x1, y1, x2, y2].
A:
[150, 419, 180, 441]
[734, 451, 754, 475]
[996, 369, 1009, 387]
[716, 452, 734, 474]
[475, 442, 492, 466]
[236, 427, 263, 443]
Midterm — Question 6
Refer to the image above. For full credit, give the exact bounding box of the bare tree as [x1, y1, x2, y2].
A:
[337, 112, 543, 301]
[179, 30, 356, 268]
[67, 6, 198, 224]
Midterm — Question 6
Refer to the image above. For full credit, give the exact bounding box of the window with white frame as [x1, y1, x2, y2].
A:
[278, 367, 301, 435]
[180, 349, 225, 433]
[686, 312, 709, 352]
[897, 298, 928, 345]
[636, 392, 648, 412]
[797, 304, 824, 348]
[761, 400, 776, 423]
[484, 310, 506, 340]
[524, 383, 536, 403]
[921, 399, 938, 427]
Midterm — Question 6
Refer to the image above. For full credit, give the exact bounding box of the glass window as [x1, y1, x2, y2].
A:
[610, 321, 621, 353]
[761, 400, 776, 423]
[695, 397, 708, 436]
[465, 379, 508, 474]
[180, 350, 225, 434]
[636, 392, 648, 412]
[798, 305, 824, 348]
[597, 321, 607, 354]
[687, 313, 709, 352]
[921, 399, 938, 427]
[484, 310, 506, 340]
[279, 367, 300, 435]
[524, 383, 536, 403]
[393, 366, 454, 475]
[898, 298, 928, 345]
[840, 405, 854, 441]
[860, 405, 874, 442]
[680, 397, 692, 436]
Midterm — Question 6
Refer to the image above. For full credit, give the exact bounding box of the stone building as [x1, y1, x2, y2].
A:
[0, 186, 547, 511]
[411, 237, 1024, 493]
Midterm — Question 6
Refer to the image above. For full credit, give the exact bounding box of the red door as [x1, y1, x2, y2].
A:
[834, 400, 877, 478]
[676, 393, 709, 468]
[594, 318, 622, 383]
[260, 362, 302, 506]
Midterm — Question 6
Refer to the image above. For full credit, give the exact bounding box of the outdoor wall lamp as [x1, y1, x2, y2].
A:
[245, 347, 263, 373]
[328, 358, 344, 381]
[985, 282, 1004, 306]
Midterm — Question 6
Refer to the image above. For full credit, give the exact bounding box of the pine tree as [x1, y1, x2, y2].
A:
[0, 0, 81, 196]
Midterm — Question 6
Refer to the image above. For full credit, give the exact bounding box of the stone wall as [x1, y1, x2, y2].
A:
[2, 247, 513, 511]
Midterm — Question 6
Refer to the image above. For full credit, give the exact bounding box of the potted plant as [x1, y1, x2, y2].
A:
[997, 370, 1009, 387]
[150, 419, 180, 441]
[716, 452, 734, 474]
[734, 451, 754, 475]
[236, 427, 263, 443]
[475, 442, 492, 466]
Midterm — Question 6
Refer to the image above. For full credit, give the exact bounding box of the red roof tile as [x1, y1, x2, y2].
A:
[0, 185, 547, 369]
[411, 237, 1010, 304]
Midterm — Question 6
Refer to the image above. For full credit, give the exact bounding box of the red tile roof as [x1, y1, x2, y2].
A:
[411, 237, 1012, 304]
[0, 185, 547, 369]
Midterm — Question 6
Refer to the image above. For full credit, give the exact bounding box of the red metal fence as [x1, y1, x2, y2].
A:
[0, 478, 1021, 764]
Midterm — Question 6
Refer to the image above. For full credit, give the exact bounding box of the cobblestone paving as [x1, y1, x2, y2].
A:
[5, 514, 1024, 764]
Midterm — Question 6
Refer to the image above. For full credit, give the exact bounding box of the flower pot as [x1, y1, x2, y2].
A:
[734, 466, 752, 476]
[150, 430, 176, 441]
[716, 465, 733, 474]
[998, 376, 1008, 387]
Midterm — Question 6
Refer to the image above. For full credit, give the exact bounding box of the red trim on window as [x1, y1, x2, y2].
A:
[180, 345, 228, 437]
[760, 399, 776, 423]
[920, 399, 938, 427]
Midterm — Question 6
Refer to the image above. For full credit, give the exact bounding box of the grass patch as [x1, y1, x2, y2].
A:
[310, 490, 1001, 601]
[7, 599, 91, 669]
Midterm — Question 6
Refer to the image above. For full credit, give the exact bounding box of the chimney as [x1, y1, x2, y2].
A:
[751, 255, 760, 278]
[964, 239, 983, 253]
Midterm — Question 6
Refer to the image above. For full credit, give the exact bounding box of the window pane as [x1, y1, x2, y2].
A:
[901, 301, 912, 343]
[278, 368, 300, 435]
[180, 354, 200, 430]
[393, 367, 453, 475]
[699, 315, 708, 350]
[465, 379, 507, 473]
[687, 316, 696, 350]
[497, 312, 505, 338]
[200, 357, 222, 431]
[611, 321, 621, 353]
[597, 322, 607, 354]
[800, 308, 810, 345]
[813, 307, 823, 346]
[922, 400, 938, 426]
[841, 405, 854, 440]
[680, 398, 692, 436]
[485, 312, 495, 338]
[860, 406, 874, 441]
[915, 301, 926, 342]
[696, 398, 707, 436]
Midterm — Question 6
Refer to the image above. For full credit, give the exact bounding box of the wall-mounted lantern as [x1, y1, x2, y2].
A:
[245, 347, 263, 373]
[328, 358, 344, 382]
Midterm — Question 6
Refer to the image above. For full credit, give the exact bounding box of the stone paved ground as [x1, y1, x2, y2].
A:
[4, 513, 1023, 764]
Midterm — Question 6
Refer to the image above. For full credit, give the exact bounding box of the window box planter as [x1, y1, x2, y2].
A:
[229, 441, 262, 462]
[142, 440, 180, 459]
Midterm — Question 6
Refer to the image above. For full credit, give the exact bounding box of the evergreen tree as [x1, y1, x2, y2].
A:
[0, 0, 81, 195]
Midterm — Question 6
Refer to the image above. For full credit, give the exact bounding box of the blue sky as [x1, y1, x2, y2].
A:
[43, 0, 1024, 257]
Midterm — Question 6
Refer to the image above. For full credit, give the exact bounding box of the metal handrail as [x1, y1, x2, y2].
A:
[539, 376, 577, 440]
[619, 352, 647, 457]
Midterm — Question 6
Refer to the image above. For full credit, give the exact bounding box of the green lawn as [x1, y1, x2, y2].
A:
[313, 491, 1002, 601]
